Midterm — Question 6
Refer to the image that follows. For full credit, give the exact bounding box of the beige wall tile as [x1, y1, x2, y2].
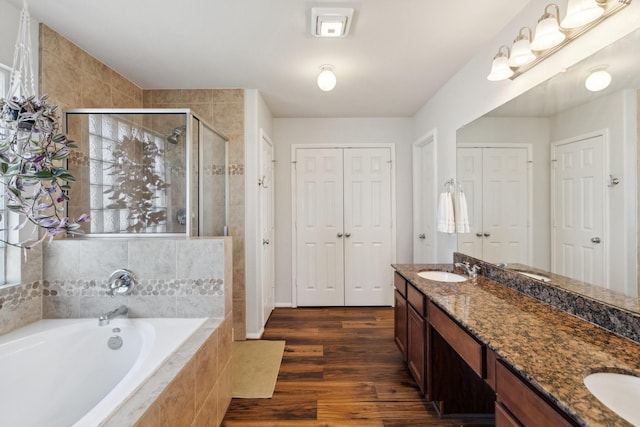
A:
[158, 357, 197, 427]
[182, 89, 213, 104]
[195, 329, 219, 409]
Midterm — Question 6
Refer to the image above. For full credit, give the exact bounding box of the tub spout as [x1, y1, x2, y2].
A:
[98, 305, 128, 326]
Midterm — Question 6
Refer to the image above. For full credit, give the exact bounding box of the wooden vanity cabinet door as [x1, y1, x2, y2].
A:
[407, 303, 426, 393]
[495, 402, 520, 427]
[394, 289, 408, 360]
[495, 361, 575, 427]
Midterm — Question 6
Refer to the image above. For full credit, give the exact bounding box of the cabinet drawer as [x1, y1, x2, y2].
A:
[394, 272, 407, 297]
[496, 361, 574, 427]
[495, 402, 520, 427]
[428, 300, 483, 376]
[407, 283, 426, 316]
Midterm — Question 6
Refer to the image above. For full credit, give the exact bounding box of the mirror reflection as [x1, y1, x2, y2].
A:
[456, 28, 640, 298]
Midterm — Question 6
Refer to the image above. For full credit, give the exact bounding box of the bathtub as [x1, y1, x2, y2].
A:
[0, 317, 207, 427]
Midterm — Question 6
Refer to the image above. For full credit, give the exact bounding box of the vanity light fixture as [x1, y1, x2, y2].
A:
[562, 0, 605, 28]
[509, 27, 536, 67]
[488, 0, 632, 82]
[317, 65, 337, 91]
[488, 46, 514, 81]
[530, 4, 566, 51]
[585, 67, 612, 91]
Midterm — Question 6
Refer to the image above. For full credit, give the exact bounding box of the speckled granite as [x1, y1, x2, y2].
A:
[454, 253, 640, 343]
[393, 263, 640, 427]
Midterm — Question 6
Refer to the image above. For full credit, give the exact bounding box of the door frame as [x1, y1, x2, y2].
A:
[550, 129, 610, 288]
[258, 130, 275, 331]
[412, 129, 437, 263]
[457, 143, 534, 265]
[290, 143, 397, 308]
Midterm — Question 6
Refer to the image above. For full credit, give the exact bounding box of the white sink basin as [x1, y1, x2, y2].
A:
[417, 271, 467, 283]
[518, 271, 551, 282]
[583, 372, 640, 425]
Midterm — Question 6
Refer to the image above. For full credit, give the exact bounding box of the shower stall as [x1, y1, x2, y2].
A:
[64, 109, 229, 237]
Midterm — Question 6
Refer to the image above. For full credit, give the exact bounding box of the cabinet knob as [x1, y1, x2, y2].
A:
[345, 233, 351, 238]
[484, 232, 491, 237]
[476, 232, 483, 237]
[337, 233, 343, 238]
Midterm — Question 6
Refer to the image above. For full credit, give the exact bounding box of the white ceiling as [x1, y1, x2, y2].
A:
[10, 0, 530, 118]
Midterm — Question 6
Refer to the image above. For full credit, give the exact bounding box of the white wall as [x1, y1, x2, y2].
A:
[550, 90, 638, 296]
[413, 0, 640, 263]
[457, 116, 551, 269]
[244, 89, 274, 337]
[272, 117, 413, 306]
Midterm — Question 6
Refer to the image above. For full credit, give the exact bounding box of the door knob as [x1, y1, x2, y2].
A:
[418, 233, 426, 239]
[337, 233, 343, 238]
[591, 237, 601, 244]
[262, 239, 270, 245]
[345, 233, 351, 238]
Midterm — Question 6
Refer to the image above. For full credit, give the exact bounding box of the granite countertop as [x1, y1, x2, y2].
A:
[393, 264, 640, 427]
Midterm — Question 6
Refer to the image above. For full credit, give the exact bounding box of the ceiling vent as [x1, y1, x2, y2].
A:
[311, 7, 354, 38]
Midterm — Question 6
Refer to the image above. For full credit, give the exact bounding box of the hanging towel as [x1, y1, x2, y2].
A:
[436, 191, 455, 234]
[454, 190, 470, 233]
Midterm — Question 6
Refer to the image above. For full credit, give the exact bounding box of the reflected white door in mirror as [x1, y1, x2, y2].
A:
[457, 146, 530, 265]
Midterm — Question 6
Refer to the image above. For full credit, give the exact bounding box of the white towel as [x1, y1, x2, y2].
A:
[436, 191, 455, 234]
[454, 191, 470, 233]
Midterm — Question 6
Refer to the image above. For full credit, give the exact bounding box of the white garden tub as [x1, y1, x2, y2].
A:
[0, 317, 207, 427]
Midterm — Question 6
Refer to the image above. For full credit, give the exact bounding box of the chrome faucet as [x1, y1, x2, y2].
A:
[455, 261, 481, 279]
[98, 304, 128, 326]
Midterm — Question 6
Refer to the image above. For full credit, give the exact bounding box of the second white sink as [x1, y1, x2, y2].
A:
[417, 271, 467, 282]
[583, 372, 640, 425]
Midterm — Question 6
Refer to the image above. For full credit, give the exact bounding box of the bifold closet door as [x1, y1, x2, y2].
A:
[295, 147, 392, 307]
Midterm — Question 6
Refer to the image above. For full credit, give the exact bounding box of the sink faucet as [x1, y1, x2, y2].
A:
[455, 261, 481, 279]
[98, 304, 128, 326]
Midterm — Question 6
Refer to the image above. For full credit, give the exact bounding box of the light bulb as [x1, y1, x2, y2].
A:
[317, 66, 336, 91]
[585, 69, 611, 92]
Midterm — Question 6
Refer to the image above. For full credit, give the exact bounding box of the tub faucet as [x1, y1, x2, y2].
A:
[98, 305, 128, 326]
[455, 261, 481, 279]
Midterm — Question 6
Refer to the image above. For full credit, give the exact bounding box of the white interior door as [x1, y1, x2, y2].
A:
[456, 148, 483, 258]
[482, 148, 529, 264]
[259, 134, 275, 325]
[343, 148, 392, 306]
[295, 148, 345, 306]
[552, 135, 606, 286]
[413, 136, 436, 263]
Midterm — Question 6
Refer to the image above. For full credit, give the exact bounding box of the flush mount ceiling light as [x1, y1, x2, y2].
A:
[488, 0, 632, 82]
[585, 68, 612, 91]
[487, 46, 514, 81]
[530, 4, 565, 51]
[311, 7, 354, 37]
[509, 27, 536, 67]
[562, 0, 605, 28]
[317, 65, 337, 91]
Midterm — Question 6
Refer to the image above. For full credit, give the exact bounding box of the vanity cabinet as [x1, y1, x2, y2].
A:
[393, 273, 427, 395]
[494, 360, 576, 427]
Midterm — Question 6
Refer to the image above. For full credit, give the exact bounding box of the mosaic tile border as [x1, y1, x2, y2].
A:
[453, 252, 640, 343]
[43, 278, 224, 297]
[0, 281, 42, 311]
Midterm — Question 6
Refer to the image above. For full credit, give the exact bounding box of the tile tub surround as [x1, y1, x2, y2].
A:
[393, 264, 640, 426]
[103, 313, 233, 427]
[0, 281, 42, 335]
[453, 252, 640, 343]
[42, 237, 232, 319]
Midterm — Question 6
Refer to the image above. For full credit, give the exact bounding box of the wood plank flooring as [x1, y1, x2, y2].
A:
[222, 307, 494, 427]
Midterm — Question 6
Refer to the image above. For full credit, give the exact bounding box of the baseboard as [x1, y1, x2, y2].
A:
[275, 302, 293, 308]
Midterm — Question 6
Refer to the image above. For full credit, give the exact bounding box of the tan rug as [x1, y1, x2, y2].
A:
[232, 340, 285, 398]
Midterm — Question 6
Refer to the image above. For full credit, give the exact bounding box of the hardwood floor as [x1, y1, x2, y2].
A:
[222, 307, 494, 426]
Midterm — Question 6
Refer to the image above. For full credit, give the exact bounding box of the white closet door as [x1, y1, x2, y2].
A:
[482, 148, 529, 264]
[343, 148, 392, 306]
[295, 148, 345, 306]
[259, 134, 275, 326]
[456, 148, 483, 258]
[413, 139, 436, 263]
[552, 135, 605, 286]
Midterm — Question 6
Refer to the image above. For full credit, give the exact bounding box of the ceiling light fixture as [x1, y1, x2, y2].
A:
[585, 67, 612, 91]
[311, 7, 354, 38]
[488, 0, 632, 82]
[317, 65, 337, 91]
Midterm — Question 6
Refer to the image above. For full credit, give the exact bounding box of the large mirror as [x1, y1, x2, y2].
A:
[456, 28, 640, 299]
